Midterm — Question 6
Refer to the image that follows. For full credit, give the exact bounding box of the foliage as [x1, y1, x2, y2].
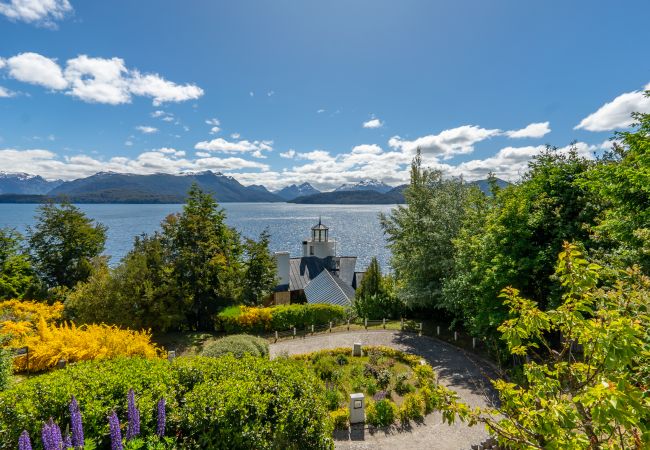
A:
[381, 150, 480, 310]
[329, 408, 349, 430]
[12, 320, 161, 372]
[398, 392, 425, 424]
[356, 257, 382, 300]
[0, 347, 11, 391]
[0, 300, 63, 339]
[0, 228, 38, 300]
[27, 201, 107, 289]
[366, 399, 398, 427]
[580, 109, 650, 273]
[216, 303, 347, 333]
[439, 245, 650, 448]
[201, 334, 269, 359]
[354, 259, 403, 319]
[65, 235, 185, 333]
[241, 229, 277, 306]
[160, 185, 243, 330]
[0, 355, 334, 449]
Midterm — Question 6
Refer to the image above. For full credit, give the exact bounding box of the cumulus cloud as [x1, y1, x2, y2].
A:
[280, 149, 296, 159]
[389, 125, 501, 160]
[0, 147, 268, 180]
[194, 137, 273, 158]
[0, 51, 204, 105]
[0, 0, 72, 28]
[230, 133, 240, 139]
[6, 52, 67, 89]
[363, 118, 383, 129]
[505, 121, 551, 138]
[135, 125, 158, 134]
[575, 82, 650, 131]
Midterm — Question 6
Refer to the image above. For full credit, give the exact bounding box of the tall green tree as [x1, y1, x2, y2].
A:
[0, 228, 37, 300]
[241, 229, 277, 306]
[27, 202, 106, 289]
[161, 185, 243, 330]
[581, 108, 650, 273]
[381, 150, 479, 310]
[354, 258, 403, 319]
[356, 257, 382, 300]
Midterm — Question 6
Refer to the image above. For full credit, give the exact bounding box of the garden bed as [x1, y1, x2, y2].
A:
[293, 346, 441, 429]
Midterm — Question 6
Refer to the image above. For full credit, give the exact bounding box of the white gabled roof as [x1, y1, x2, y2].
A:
[304, 269, 355, 307]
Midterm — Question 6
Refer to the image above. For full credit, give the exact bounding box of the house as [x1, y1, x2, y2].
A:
[273, 219, 364, 306]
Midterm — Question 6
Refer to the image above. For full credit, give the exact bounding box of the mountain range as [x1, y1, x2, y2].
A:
[0, 171, 509, 204]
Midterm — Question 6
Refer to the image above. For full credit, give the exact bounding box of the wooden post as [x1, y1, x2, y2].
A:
[275, 330, 279, 342]
[293, 327, 296, 339]
[329, 321, 332, 332]
[454, 331, 458, 341]
[472, 337, 476, 349]
[418, 322, 423, 336]
[364, 318, 368, 329]
[400, 318, 404, 331]
[347, 318, 350, 331]
[311, 324, 314, 334]
[382, 318, 386, 329]
[436, 325, 440, 336]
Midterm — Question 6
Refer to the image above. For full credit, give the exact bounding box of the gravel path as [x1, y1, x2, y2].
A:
[270, 330, 499, 450]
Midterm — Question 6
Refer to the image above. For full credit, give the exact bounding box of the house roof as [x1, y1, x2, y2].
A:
[288, 256, 357, 291]
[304, 269, 355, 307]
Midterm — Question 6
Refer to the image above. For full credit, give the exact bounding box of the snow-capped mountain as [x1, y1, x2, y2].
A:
[275, 182, 321, 201]
[333, 179, 393, 194]
[0, 172, 63, 195]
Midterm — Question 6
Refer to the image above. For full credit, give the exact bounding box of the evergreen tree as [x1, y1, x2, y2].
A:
[0, 228, 37, 300]
[27, 201, 107, 289]
[241, 229, 277, 306]
[356, 257, 382, 300]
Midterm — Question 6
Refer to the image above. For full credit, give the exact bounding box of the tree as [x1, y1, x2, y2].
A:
[381, 150, 477, 310]
[241, 229, 277, 306]
[27, 202, 107, 290]
[0, 228, 38, 300]
[448, 244, 650, 448]
[356, 257, 382, 300]
[354, 258, 403, 319]
[161, 185, 243, 330]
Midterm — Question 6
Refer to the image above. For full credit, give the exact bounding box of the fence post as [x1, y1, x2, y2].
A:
[454, 331, 458, 341]
[364, 318, 368, 329]
[472, 337, 476, 349]
[311, 324, 314, 335]
[436, 325, 440, 336]
[347, 318, 350, 331]
[293, 327, 296, 339]
[418, 322, 423, 336]
[400, 318, 404, 331]
[275, 330, 279, 342]
[329, 321, 332, 333]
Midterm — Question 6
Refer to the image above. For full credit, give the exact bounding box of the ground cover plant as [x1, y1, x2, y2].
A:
[293, 346, 439, 429]
[201, 333, 269, 358]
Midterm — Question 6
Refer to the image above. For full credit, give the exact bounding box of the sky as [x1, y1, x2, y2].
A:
[0, 0, 649, 191]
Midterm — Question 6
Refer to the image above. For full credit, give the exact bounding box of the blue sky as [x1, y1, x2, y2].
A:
[0, 0, 649, 190]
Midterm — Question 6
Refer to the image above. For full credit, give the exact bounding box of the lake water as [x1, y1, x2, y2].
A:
[0, 203, 396, 272]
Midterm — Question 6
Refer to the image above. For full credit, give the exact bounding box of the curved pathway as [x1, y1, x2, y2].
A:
[270, 330, 499, 450]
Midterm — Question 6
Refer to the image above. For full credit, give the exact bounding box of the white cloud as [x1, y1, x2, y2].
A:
[0, 86, 15, 97]
[124, 140, 133, 147]
[363, 118, 383, 129]
[280, 149, 296, 159]
[267, 90, 274, 97]
[389, 125, 501, 160]
[209, 126, 220, 134]
[6, 52, 67, 89]
[230, 133, 240, 139]
[317, 109, 325, 114]
[205, 118, 220, 126]
[575, 82, 650, 131]
[1, 52, 204, 105]
[506, 121, 551, 138]
[194, 137, 273, 158]
[135, 125, 158, 134]
[0, 147, 268, 180]
[161, 116, 174, 122]
[0, 0, 72, 28]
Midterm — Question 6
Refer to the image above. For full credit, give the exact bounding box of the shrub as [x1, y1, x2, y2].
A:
[325, 389, 343, 411]
[13, 319, 161, 373]
[395, 373, 414, 395]
[366, 399, 398, 427]
[376, 368, 391, 389]
[414, 364, 435, 386]
[419, 385, 437, 414]
[215, 303, 346, 334]
[0, 300, 63, 340]
[329, 408, 349, 430]
[201, 334, 269, 359]
[0, 355, 334, 449]
[314, 356, 341, 382]
[335, 354, 348, 366]
[0, 348, 11, 391]
[398, 392, 425, 424]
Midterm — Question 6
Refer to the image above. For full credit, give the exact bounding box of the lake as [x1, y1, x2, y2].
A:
[0, 203, 396, 272]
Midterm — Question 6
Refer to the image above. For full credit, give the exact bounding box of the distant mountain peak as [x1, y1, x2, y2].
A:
[334, 179, 393, 193]
[275, 182, 321, 201]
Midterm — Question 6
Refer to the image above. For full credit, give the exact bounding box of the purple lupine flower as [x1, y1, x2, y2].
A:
[108, 411, 123, 450]
[156, 398, 166, 437]
[41, 419, 63, 450]
[126, 389, 140, 440]
[63, 434, 73, 449]
[18, 431, 32, 450]
[69, 396, 84, 448]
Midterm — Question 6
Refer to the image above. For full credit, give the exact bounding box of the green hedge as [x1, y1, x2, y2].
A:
[202, 334, 269, 358]
[0, 356, 333, 450]
[216, 303, 347, 334]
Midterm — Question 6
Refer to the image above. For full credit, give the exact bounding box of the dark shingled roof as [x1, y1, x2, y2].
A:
[304, 269, 355, 306]
[288, 256, 357, 292]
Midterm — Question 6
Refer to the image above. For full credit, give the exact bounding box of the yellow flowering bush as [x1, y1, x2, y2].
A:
[12, 318, 162, 372]
[0, 300, 63, 339]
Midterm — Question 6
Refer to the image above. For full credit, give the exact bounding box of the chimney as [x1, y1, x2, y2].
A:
[274, 252, 290, 286]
